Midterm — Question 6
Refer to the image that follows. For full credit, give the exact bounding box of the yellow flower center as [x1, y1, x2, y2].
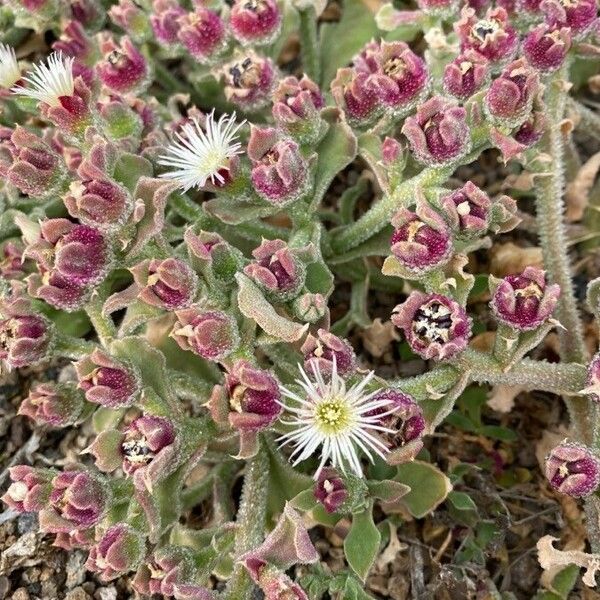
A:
[315, 397, 351, 435]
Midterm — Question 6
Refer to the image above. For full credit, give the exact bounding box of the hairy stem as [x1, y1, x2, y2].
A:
[298, 6, 320, 83]
[85, 283, 116, 347]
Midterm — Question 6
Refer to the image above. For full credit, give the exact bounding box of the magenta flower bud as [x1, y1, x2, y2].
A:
[584, 352, 600, 404]
[23, 218, 110, 286]
[109, 0, 151, 42]
[272, 75, 325, 143]
[76, 348, 141, 408]
[39, 470, 109, 532]
[130, 258, 198, 310]
[490, 267, 560, 331]
[70, 0, 104, 28]
[177, 8, 228, 64]
[248, 127, 309, 206]
[314, 468, 348, 513]
[440, 181, 491, 236]
[53, 21, 97, 66]
[150, 0, 186, 46]
[19, 382, 86, 427]
[97, 36, 149, 95]
[368, 390, 425, 464]
[292, 292, 327, 324]
[230, 0, 282, 46]
[443, 50, 490, 100]
[222, 53, 277, 110]
[301, 328, 356, 377]
[523, 25, 572, 72]
[485, 59, 540, 127]
[382, 137, 403, 165]
[0, 242, 26, 280]
[390, 198, 452, 274]
[392, 292, 472, 361]
[53, 528, 96, 551]
[402, 96, 470, 166]
[455, 6, 519, 66]
[331, 68, 379, 128]
[64, 178, 132, 231]
[514, 110, 545, 148]
[1, 466, 53, 513]
[244, 239, 306, 301]
[86, 524, 145, 581]
[27, 270, 89, 312]
[541, 0, 598, 36]
[171, 307, 239, 361]
[545, 442, 600, 498]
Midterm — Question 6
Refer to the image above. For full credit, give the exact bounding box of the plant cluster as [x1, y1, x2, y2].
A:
[0, 0, 600, 597]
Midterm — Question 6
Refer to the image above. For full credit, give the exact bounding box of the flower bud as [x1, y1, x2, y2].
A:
[150, 0, 186, 46]
[221, 52, 277, 111]
[248, 127, 309, 206]
[523, 25, 571, 72]
[301, 329, 356, 377]
[545, 442, 600, 498]
[53, 528, 96, 551]
[52, 21, 97, 74]
[185, 228, 243, 283]
[70, 0, 104, 29]
[86, 524, 145, 581]
[331, 67, 380, 128]
[1, 466, 53, 513]
[584, 352, 600, 403]
[39, 470, 109, 532]
[97, 36, 149, 94]
[131, 258, 198, 310]
[109, 0, 152, 43]
[244, 239, 306, 301]
[272, 75, 325, 144]
[27, 270, 89, 312]
[0, 242, 26, 280]
[490, 267, 560, 331]
[541, 0, 598, 37]
[76, 348, 141, 408]
[513, 110, 545, 149]
[246, 565, 309, 600]
[455, 6, 518, 66]
[230, 0, 282, 46]
[402, 96, 470, 166]
[392, 292, 472, 361]
[19, 382, 87, 427]
[390, 198, 452, 274]
[443, 49, 490, 100]
[368, 390, 425, 464]
[440, 181, 491, 237]
[314, 468, 348, 513]
[177, 8, 228, 64]
[171, 307, 239, 361]
[417, 0, 459, 15]
[291, 293, 327, 324]
[485, 58, 539, 128]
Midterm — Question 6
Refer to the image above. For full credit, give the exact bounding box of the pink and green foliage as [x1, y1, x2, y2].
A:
[1, 0, 600, 596]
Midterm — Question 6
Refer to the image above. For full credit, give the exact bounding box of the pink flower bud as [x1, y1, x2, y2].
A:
[331, 67, 380, 128]
[392, 292, 472, 361]
[76, 348, 141, 408]
[86, 524, 145, 581]
[455, 6, 519, 65]
[0, 242, 26, 280]
[390, 198, 452, 274]
[541, 0, 598, 36]
[545, 442, 600, 497]
[382, 137, 403, 165]
[53, 528, 95, 551]
[39, 470, 109, 532]
[109, 0, 152, 42]
[244, 239, 306, 300]
[248, 127, 309, 206]
[490, 266, 560, 331]
[272, 75, 325, 143]
[150, 0, 186, 46]
[523, 25, 572, 71]
[221, 53, 277, 110]
[19, 382, 86, 427]
[177, 8, 228, 64]
[417, 0, 459, 15]
[70, 0, 104, 28]
[443, 50, 490, 100]
[301, 329, 356, 377]
[131, 258, 198, 310]
[53, 21, 97, 66]
[97, 36, 149, 94]
[440, 181, 491, 236]
[514, 110, 545, 148]
[230, 0, 282, 46]
[485, 59, 540, 127]
[368, 390, 425, 464]
[252, 566, 309, 600]
[171, 307, 239, 361]
[64, 178, 133, 231]
[402, 96, 470, 166]
[27, 270, 89, 312]
[585, 352, 600, 403]
[314, 468, 348, 513]
[1, 466, 53, 513]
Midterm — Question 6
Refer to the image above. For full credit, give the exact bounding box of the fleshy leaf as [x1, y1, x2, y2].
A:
[343, 501, 380, 582]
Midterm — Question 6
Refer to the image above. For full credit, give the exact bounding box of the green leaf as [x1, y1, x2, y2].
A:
[113, 153, 153, 193]
[534, 565, 580, 600]
[290, 489, 318, 512]
[43, 307, 92, 337]
[447, 490, 479, 527]
[479, 425, 518, 442]
[344, 503, 381, 582]
[396, 461, 452, 518]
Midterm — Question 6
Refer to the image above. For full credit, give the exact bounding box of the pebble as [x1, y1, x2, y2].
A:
[65, 587, 92, 600]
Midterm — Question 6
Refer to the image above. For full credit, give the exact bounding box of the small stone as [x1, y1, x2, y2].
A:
[65, 587, 92, 600]
[94, 587, 117, 600]
[11, 588, 29, 600]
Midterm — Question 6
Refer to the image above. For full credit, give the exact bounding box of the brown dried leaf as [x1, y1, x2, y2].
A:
[537, 536, 600, 588]
[589, 75, 600, 95]
[487, 384, 526, 413]
[361, 318, 400, 358]
[490, 242, 543, 277]
[566, 151, 600, 222]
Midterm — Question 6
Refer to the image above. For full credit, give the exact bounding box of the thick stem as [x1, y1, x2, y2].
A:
[85, 283, 116, 347]
[223, 439, 270, 600]
[298, 6, 320, 83]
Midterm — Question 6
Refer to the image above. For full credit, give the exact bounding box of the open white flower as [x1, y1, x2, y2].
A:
[158, 111, 245, 192]
[0, 44, 21, 89]
[12, 52, 74, 108]
[277, 361, 398, 478]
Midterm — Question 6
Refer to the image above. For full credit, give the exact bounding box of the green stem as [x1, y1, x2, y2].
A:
[298, 6, 320, 83]
[84, 283, 116, 347]
[53, 334, 97, 359]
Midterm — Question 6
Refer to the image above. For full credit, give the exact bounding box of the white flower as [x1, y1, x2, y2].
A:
[12, 52, 74, 108]
[277, 361, 398, 478]
[0, 44, 21, 89]
[158, 111, 245, 192]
